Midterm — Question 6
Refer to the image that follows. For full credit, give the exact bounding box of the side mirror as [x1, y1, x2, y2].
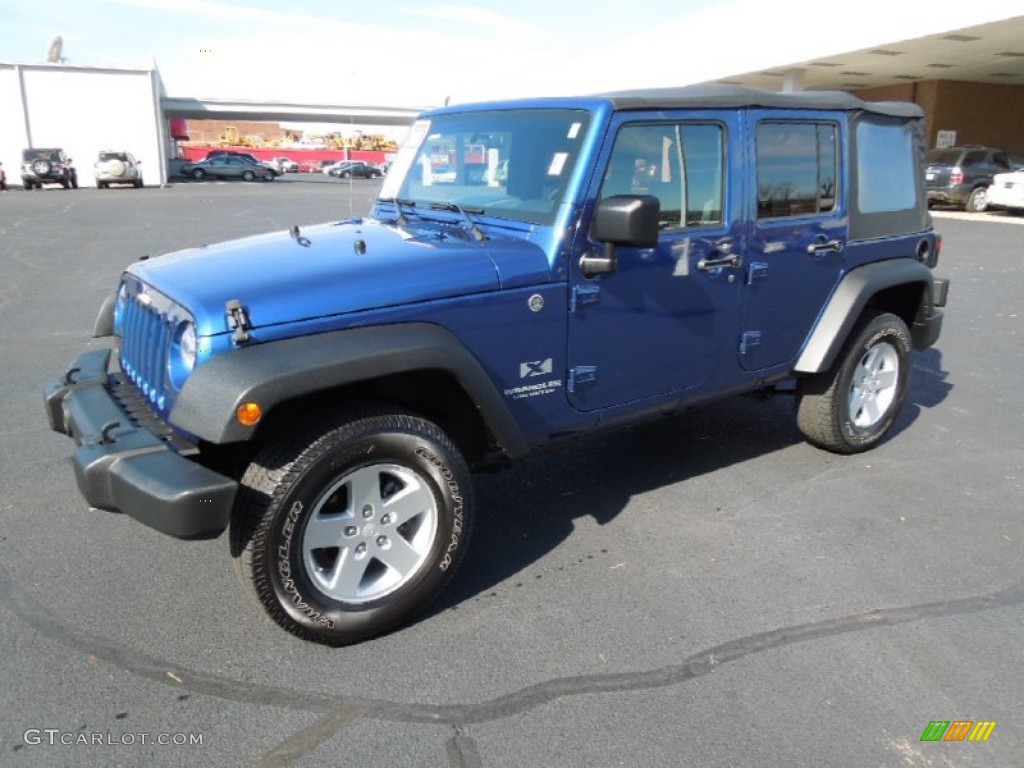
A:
[581, 195, 660, 277]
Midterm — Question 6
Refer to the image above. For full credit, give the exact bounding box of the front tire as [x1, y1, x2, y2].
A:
[231, 408, 474, 645]
[242, 170, 256, 181]
[797, 311, 911, 454]
[192, 168, 206, 180]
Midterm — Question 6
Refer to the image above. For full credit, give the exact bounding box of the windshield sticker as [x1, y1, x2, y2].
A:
[567, 122, 582, 139]
[380, 119, 430, 199]
[547, 152, 568, 176]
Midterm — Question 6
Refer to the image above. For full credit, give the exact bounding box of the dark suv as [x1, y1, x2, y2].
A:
[924, 146, 1018, 212]
[45, 85, 949, 646]
[21, 148, 78, 190]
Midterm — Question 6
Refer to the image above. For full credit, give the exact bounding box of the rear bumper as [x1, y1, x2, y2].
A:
[44, 349, 236, 539]
[926, 186, 969, 206]
[912, 278, 949, 350]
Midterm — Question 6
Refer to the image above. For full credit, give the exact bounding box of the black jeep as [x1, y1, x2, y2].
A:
[21, 148, 78, 190]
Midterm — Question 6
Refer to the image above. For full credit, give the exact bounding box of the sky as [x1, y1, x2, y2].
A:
[2, 0, 1022, 112]
[0, 0, 722, 108]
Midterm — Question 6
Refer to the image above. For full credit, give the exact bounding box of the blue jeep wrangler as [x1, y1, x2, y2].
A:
[44, 85, 948, 645]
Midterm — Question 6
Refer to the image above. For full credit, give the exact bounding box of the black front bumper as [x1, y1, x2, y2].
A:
[44, 349, 237, 539]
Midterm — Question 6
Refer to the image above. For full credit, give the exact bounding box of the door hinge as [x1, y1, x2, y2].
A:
[747, 262, 769, 284]
[570, 283, 601, 312]
[568, 365, 598, 393]
[739, 331, 762, 356]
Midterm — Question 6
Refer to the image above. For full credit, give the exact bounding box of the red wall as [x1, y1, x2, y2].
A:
[180, 146, 389, 168]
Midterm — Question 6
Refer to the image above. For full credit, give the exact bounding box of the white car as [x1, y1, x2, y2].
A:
[986, 169, 1024, 213]
[270, 156, 299, 173]
[95, 151, 142, 189]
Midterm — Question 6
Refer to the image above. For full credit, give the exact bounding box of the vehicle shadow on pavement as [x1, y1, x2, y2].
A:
[430, 350, 954, 618]
[891, 347, 953, 438]
[428, 395, 804, 616]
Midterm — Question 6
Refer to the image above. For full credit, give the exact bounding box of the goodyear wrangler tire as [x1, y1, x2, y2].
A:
[231, 409, 474, 645]
[797, 311, 911, 454]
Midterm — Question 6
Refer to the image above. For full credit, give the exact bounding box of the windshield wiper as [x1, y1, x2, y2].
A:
[377, 196, 417, 227]
[428, 202, 486, 242]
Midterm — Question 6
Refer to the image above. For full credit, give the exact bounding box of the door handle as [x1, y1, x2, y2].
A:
[806, 239, 844, 255]
[697, 254, 743, 271]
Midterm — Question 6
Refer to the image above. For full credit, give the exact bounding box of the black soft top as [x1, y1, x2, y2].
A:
[596, 84, 924, 119]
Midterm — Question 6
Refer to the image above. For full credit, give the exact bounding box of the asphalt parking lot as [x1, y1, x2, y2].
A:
[2, 181, 1021, 767]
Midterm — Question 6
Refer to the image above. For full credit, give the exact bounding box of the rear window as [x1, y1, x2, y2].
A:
[925, 150, 961, 166]
[23, 149, 60, 162]
[99, 152, 129, 162]
[857, 122, 917, 213]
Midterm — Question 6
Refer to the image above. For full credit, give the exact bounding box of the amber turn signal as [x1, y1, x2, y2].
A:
[236, 402, 262, 426]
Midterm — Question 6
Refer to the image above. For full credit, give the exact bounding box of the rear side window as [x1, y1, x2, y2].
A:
[856, 122, 917, 213]
[756, 122, 838, 219]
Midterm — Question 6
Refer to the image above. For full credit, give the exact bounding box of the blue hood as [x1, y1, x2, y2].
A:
[130, 218, 552, 335]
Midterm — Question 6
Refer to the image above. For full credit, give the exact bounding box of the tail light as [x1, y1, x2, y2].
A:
[950, 167, 963, 185]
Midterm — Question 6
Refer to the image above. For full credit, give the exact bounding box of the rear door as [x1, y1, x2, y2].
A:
[739, 112, 847, 371]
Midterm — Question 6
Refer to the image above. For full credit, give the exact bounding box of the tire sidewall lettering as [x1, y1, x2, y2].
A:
[414, 446, 465, 571]
[274, 500, 337, 630]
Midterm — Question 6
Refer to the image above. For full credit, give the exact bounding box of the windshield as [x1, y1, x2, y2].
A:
[381, 109, 591, 227]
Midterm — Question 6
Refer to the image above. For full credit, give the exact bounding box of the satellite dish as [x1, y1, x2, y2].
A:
[47, 36, 64, 63]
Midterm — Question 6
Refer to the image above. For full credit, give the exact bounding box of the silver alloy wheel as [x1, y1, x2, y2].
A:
[301, 463, 438, 604]
[847, 342, 899, 428]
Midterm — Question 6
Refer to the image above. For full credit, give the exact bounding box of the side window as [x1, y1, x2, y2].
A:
[856, 121, 917, 213]
[993, 152, 1011, 170]
[961, 151, 986, 167]
[756, 122, 838, 219]
[600, 122, 724, 230]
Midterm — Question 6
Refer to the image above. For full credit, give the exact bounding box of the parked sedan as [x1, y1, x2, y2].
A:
[328, 161, 383, 179]
[987, 169, 1024, 214]
[181, 155, 280, 181]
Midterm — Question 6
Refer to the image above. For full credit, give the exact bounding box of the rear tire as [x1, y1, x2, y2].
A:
[230, 408, 474, 645]
[242, 170, 256, 181]
[797, 311, 912, 454]
[965, 187, 988, 213]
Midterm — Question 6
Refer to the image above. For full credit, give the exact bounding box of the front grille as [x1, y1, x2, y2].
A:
[108, 374, 198, 456]
[119, 292, 173, 413]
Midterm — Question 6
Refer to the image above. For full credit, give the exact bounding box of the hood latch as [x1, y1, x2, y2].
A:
[226, 299, 252, 344]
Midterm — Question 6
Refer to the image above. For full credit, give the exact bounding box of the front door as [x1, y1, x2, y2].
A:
[567, 112, 744, 412]
[739, 111, 848, 371]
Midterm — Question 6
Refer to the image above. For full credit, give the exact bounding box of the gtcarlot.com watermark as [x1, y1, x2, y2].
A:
[23, 728, 203, 746]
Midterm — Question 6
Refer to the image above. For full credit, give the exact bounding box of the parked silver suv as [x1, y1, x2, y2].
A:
[95, 151, 143, 189]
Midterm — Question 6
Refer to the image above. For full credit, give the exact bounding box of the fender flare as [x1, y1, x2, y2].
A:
[795, 258, 937, 373]
[169, 323, 530, 457]
[93, 292, 116, 337]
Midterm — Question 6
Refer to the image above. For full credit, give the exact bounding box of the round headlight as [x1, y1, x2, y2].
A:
[113, 282, 129, 335]
[179, 322, 197, 371]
